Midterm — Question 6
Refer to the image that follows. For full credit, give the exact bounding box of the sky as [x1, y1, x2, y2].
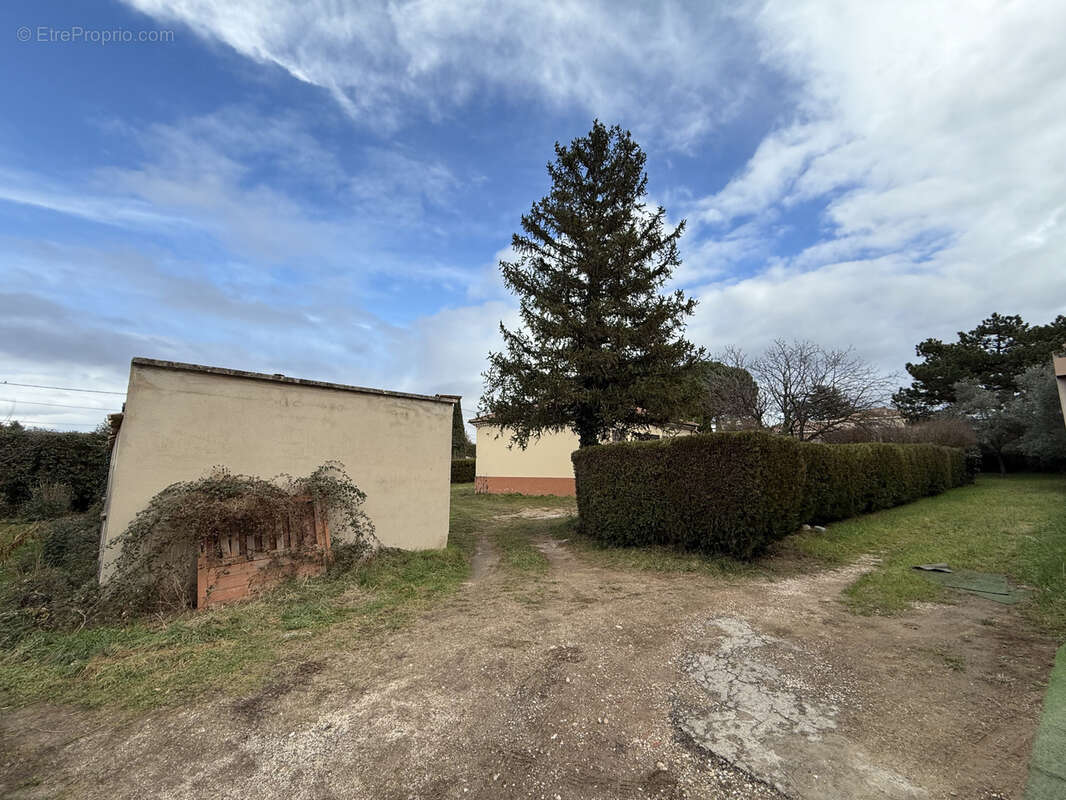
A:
[1, 0, 1064, 433]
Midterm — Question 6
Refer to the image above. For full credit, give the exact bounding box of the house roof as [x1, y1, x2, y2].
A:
[130, 358, 457, 405]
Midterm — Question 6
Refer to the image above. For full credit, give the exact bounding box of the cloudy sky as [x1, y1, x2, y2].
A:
[2, 0, 1064, 431]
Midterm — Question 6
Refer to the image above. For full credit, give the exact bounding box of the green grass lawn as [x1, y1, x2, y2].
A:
[784, 473, 1066, 635]
[0, 485, 575, 710]
[2, 475, 1062, 710]
[556, 521, 765, 579]
[0, 496, 482, 710]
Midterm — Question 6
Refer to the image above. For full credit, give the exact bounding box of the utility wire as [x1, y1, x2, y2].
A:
[0, 381, 125, 396]
[6, 419, 99, 429]
[0, 397, 120, 412]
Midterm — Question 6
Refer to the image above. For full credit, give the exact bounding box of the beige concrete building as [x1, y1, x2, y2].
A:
[472, 418, 697, 496]
[99, 358, 455, 580]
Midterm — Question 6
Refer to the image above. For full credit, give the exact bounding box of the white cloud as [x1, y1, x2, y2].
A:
[682, 0, 1066, 378]
[121, 0, 762, 150]
[385, 300, 518, 414]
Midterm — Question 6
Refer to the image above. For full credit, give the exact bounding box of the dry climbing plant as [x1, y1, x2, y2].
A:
[101, 461, 375, 616]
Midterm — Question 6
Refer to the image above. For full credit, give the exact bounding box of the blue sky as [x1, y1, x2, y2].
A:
[2, 0, 1064, 431]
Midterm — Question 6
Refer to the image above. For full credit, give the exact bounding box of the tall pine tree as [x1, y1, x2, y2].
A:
[893, 313, 1066, 419]
[481, 121, 704, 449]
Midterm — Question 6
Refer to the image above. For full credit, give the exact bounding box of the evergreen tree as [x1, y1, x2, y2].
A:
[1007, 363, 1066, 466]
[481, 121, 704, 448]
[894, 313, 1066, 419]
[689, 359, 764, 431]
[449, 397, 472, 458]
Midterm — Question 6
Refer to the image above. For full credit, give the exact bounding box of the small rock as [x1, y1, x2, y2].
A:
[655, 761, 667, 772]
[813, 525, 827, 532]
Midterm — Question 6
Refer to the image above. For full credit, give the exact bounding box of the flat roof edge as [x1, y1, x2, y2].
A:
[130, 358, 455, 405]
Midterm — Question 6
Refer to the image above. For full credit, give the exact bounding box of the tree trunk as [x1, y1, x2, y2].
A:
[997, 451, 1006, 477]
[577, 426, 599, 449]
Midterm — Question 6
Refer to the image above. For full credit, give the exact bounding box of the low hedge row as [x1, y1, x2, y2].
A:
[451, 458, 476, 484]
[571, 431, 970, 559]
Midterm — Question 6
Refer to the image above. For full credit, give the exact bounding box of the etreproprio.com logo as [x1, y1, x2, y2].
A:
[16, 25, 175, 44]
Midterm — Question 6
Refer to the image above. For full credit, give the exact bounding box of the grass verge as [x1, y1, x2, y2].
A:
[784, 473, 1066, 634]
[449, 484, 574, 574]
[0, 512, 475, 710]
[555, 520, 765, 579]
[0, 486, 570, 710]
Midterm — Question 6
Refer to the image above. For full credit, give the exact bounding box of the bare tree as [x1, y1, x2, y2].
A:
[729, 340, 894, 441]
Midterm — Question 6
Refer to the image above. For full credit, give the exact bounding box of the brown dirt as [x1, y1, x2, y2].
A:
[0, 523, 1056, 800]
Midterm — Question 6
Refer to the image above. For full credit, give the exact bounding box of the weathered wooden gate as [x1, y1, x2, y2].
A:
[197, 498, 331, 608]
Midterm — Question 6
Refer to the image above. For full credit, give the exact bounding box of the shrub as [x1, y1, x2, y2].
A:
[572, 432, 806, 559]
[0, 512, 102, 644]
[451, 458, 476, 483]
[572, 431, 969, 558]
[20, 481, 74, 520]
[41, 511, 101, 585]
[0, 424, 109, 512]
[799, 441, 966, 523]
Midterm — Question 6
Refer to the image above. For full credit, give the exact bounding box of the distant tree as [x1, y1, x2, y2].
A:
[894, 313, 1066, 419]
[950, 380, 1025, 476]
[822, 416, 977, 448]
[729, 339, 893, 441]
[1002, 363, 1066, 466]
[449, 397, 473, 458]
[481, 121, 704, 448]
[690, 352, 765, 431]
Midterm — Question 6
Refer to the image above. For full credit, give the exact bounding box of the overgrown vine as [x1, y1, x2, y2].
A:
[101, 461, 375, 616]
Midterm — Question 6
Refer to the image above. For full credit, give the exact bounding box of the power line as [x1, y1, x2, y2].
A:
[5, 419, 99, 429]
[0, 397, 120, 412]
[0, 380, 125, 396]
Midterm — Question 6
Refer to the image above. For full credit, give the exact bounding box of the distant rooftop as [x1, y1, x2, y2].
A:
[130, 358, 456, 405]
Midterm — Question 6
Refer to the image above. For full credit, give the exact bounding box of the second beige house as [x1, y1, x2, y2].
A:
[472, 417, 697, 496]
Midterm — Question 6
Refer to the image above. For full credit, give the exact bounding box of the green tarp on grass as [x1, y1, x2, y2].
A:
[1027, 643, 1066, 800]
[916, 567, 1033, 605]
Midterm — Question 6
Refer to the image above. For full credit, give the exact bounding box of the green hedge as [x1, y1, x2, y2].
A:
[451, 458, 476, 484]
[0, 426, 109, 513]
[571, 431, 969, 559]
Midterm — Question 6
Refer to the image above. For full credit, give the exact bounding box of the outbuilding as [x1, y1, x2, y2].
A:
[99, 358, 455, 581]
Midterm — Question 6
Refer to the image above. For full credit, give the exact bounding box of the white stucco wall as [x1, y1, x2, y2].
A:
[99, 359, 454, 580]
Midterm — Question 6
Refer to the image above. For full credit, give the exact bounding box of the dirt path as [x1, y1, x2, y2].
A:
[1, 525, 1056, 800]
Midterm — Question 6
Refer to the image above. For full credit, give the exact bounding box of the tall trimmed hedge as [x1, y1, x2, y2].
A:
[0, 426, 109, 513]
[451, 458, 476, 484]
[572, 431, 969, 559]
